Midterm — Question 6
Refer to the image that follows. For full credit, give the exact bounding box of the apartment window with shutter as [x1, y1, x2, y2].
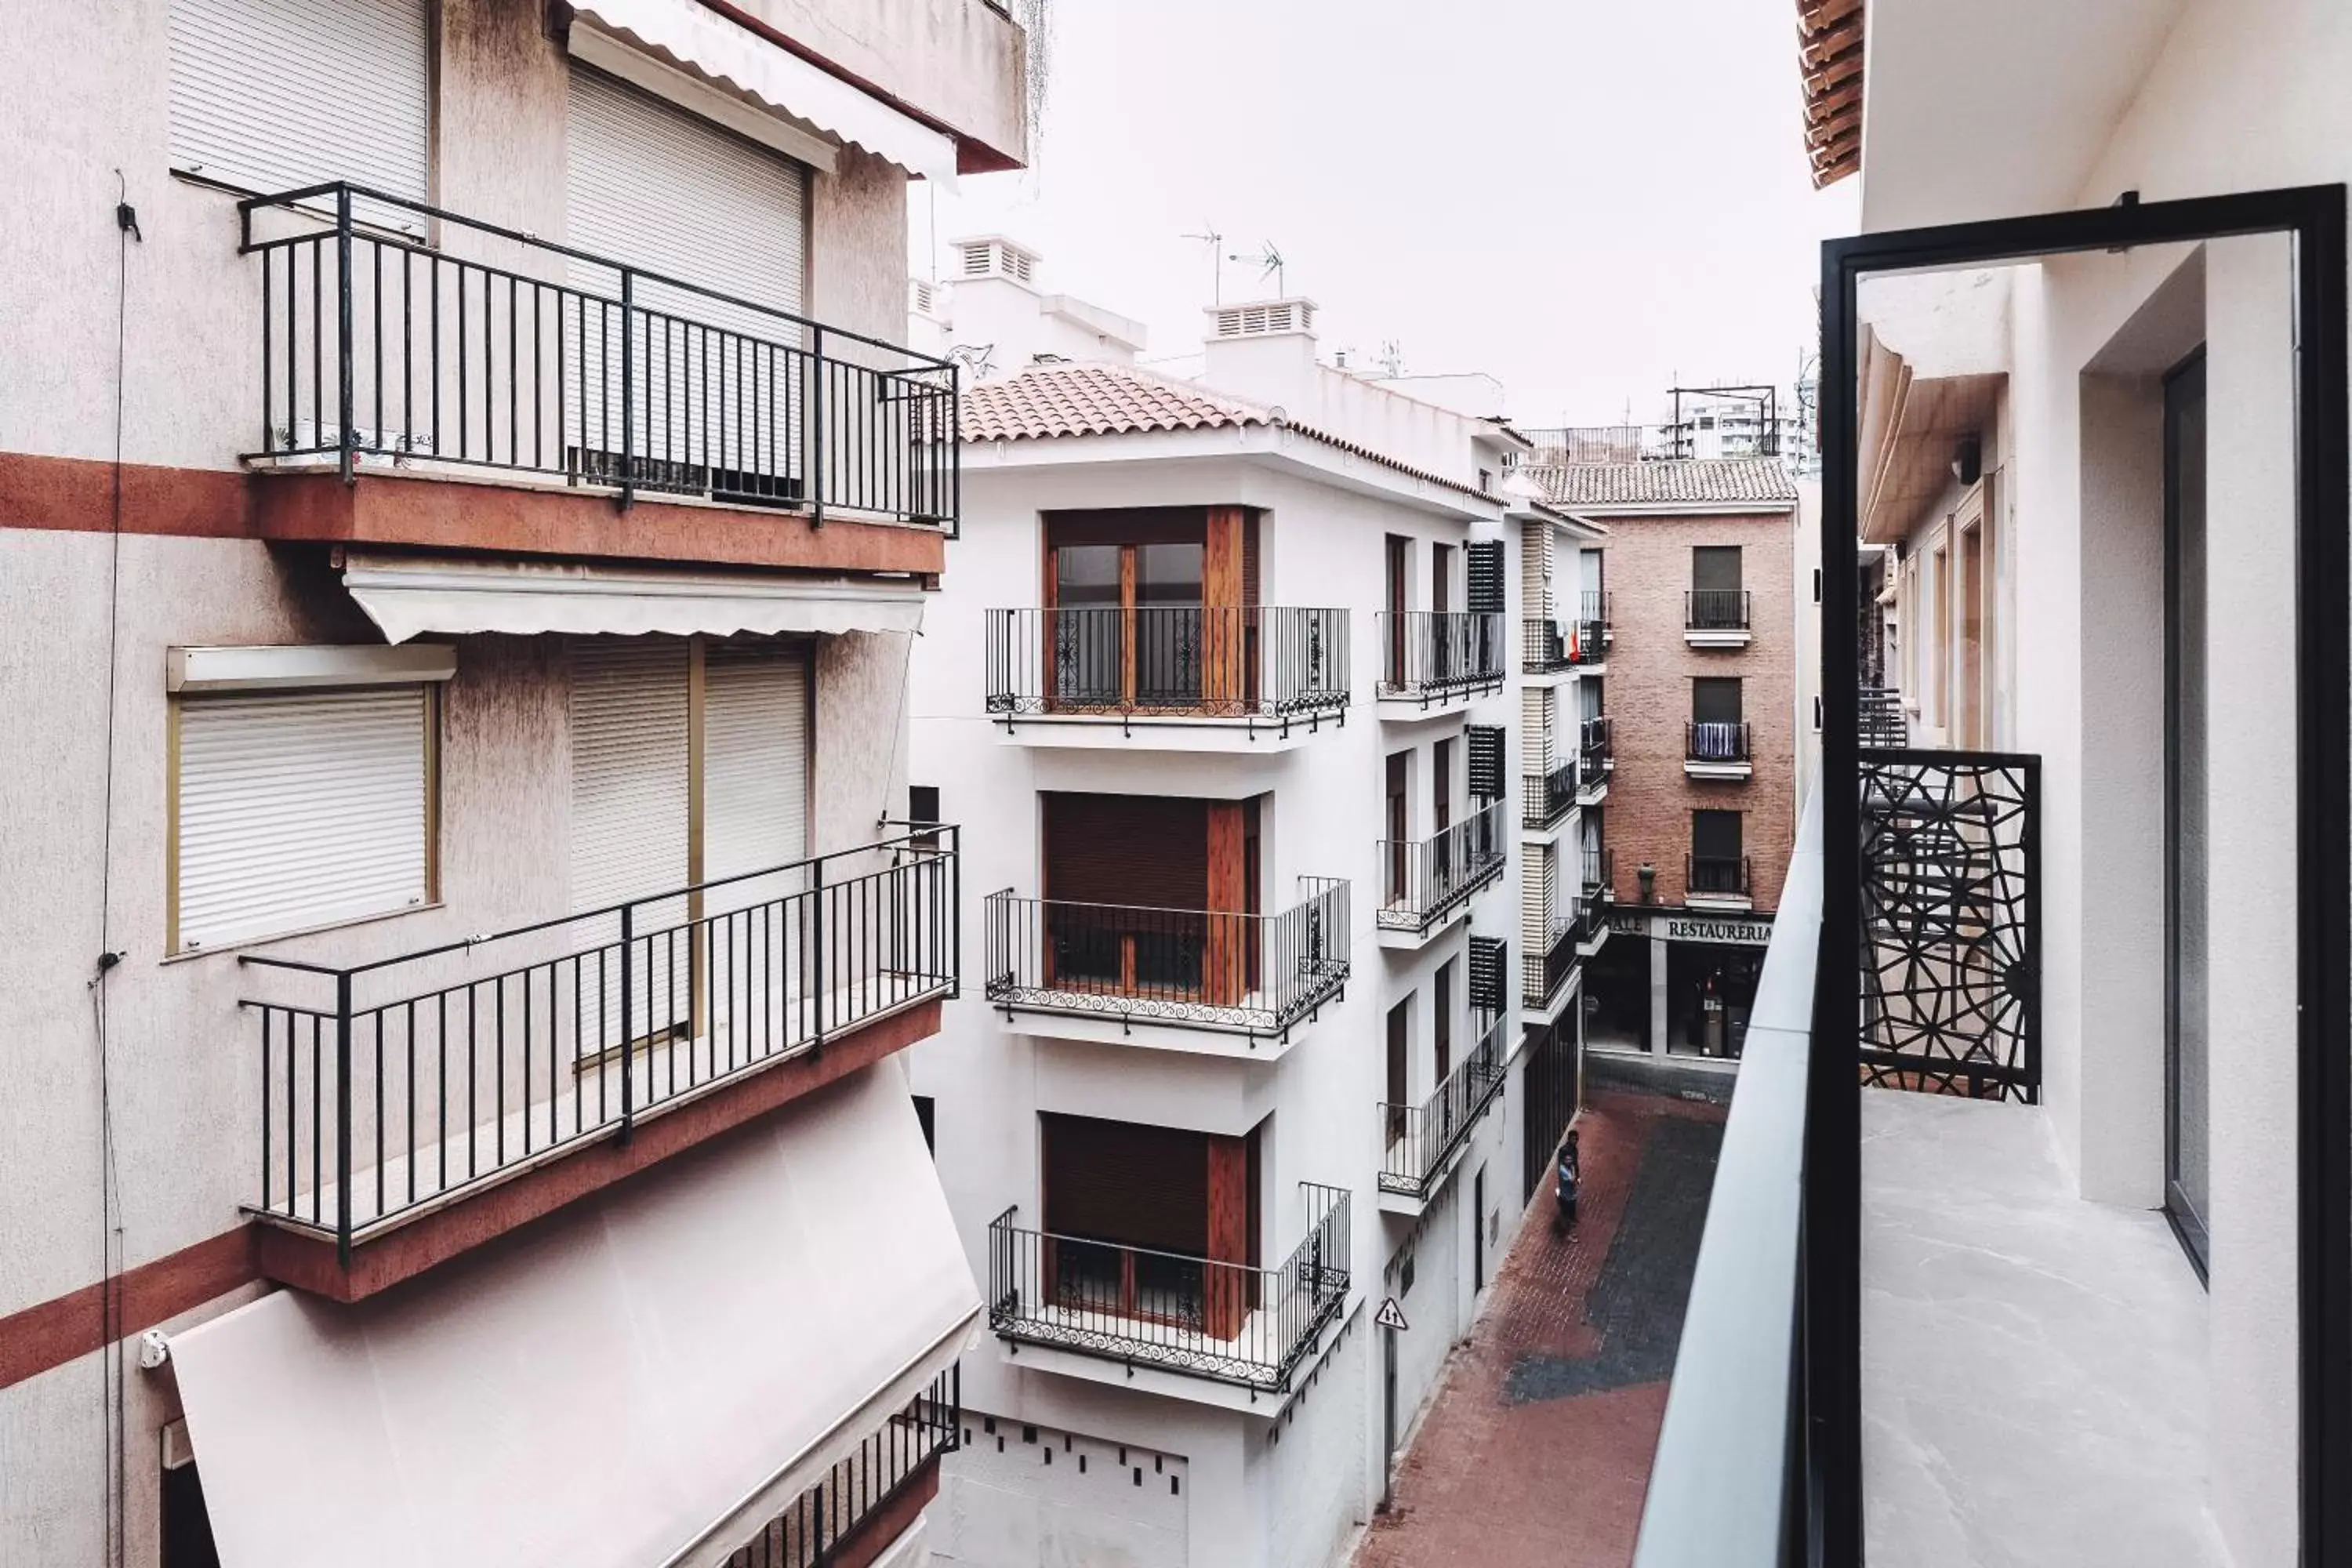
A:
[1693, 810, 1744, 860]
[1692, 545, 1743, 591]
[171, 684, 438, 953]
[1692, 677, 1744, 725]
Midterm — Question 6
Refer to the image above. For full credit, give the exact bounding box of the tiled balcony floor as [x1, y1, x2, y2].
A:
[1862, 1090, 2229, 1567]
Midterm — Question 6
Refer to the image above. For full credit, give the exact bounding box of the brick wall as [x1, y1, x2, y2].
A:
[1589, 507, 1798, 913]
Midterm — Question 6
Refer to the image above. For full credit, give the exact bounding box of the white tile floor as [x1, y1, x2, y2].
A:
[1861, 1090, 2230, 1568]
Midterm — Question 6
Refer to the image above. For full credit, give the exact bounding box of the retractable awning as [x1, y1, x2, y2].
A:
[169, 1065, 978, 1568]
[569, 0, 960, 188]
[339, 552, 926, 643]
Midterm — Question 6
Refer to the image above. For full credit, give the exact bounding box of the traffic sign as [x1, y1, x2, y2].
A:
[1374, 1296, 1410, 1332]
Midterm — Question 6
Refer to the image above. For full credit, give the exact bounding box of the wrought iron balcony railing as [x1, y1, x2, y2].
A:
[1687, 853, 1753, 901]
[986, 1184, 1352, 1392]
[1580, 590, 1613, 630]
[1686, 720, 1752, 764]
[1378, 1008, 1507, 1200]
[240, 827, 960, 1258]
[1524, 907, 1579, 1009]
[1524, 617, 1574, 673]
[1686, 589, 1754, 630]
[983, 606, 1348, 731]
[1524, 758, 1578, 830]
[1376, 611, 1506, 702]
[1579, 717, 1614, 794]
[1583, 846, 1615, 902]
[238, 183, 959, 529]
[982, 879, 1349, 1040]
[1377, 800, 1508, 933]
[725, 1366, 960, 1568]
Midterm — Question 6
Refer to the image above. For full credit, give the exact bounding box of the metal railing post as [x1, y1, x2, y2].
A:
[335, 970, 353, 1267]
[949, 825, 963, 1000]
[618, 267, 636, 510]
[336, 186, 355, 485]
[619, 899, 635, 1143]
[811, 856, 827, 1051]
[809, 324, 826, 528]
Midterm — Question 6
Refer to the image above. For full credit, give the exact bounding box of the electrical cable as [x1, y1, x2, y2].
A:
[93, 169, 141, 1568]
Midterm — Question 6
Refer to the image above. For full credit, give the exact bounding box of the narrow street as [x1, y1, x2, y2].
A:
[1352, 1088, 1728, 1568]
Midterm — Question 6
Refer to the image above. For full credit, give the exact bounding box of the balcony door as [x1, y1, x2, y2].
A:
[1044, 508, 1254, 713]
[1690, 809, 1742, 899]
[1042, 1112, 1258, 1338]
[2164, 348, 2211, 1275]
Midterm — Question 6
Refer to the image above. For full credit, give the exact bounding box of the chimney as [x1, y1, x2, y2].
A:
[1200, 296, 1320, 410]
[953, 235, 1040, 289]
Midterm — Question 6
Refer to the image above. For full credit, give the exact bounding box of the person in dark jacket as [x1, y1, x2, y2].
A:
[1552, 1129, 1582, 1236]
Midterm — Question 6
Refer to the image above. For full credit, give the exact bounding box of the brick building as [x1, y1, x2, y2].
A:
[1527, 457, 1801, 1058]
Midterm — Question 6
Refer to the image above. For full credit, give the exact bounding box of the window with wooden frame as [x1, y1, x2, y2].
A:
[1040, 792, 1261, 1004]
[1042, 507, 1259, 713]
[1041, 1111, 1263, 1334]
[169, 659, 446, 955]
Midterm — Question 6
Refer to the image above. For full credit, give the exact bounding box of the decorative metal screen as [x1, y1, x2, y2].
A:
[1857, 750, 2040, 1101]
[1468, 934, 1508, 1016]
[1466, 540, 1505, 614]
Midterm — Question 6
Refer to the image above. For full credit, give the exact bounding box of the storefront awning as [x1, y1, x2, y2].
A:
[569, 0, 960, 188]
[169, 1065, 978, 1568]
[339, 552, 926, 643]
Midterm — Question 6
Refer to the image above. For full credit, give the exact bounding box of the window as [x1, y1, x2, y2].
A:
[1432, 542, 1454, 615]
[1692, 545, 1743, 592]
[1693, 810, 1744, 859]
[163, 1451, 220, 1568]
[172, 684, 437, 953]
[909, 783, 942, 848]
[1692, 677, 1744, 725]
[1435, 960, 1454, 1081]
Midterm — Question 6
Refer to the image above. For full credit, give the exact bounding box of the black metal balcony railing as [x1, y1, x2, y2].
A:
[1377, 800, 1508, 933]
[1688, 853, 1753, 901]
[238, 183, 959, 530]
[1523, 618, 1573, 673]
[1376, 611, 1506, 702]
[1686, 589, 1754, 630]
[1582, 846, 1615, 901]
[1379, 1007, 1507, 1200]
[1580, 590, 1612, 630]
[1581, 714, 1614, 763]
[1524, 758, 1578, 830]
[987, 1184, 1352, 1392]
[983, 606, 1348, 729]
[982, 879, 1349, 1040]
[1686, 720, 1752, 764]
[1519, 425, 1658, 465]
[241, 827, 960, 1260]
[726, 1366, 960, 1568]
[1523, 911, 1580, 1009]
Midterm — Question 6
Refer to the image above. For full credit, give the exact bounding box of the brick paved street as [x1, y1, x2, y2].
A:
[1350, 1089, 1728, 1568]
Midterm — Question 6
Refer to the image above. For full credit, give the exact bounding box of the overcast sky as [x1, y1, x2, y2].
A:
[908, 0, 1860, 423]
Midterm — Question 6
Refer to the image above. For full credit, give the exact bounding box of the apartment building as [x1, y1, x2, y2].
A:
[1520, 456, 1801, 1064]
[1634, 4, 2352, 1565]
[0, 3, 1025, 1563]
[905, 254, 1567, 1568]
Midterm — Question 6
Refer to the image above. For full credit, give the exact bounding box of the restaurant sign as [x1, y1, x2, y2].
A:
[1607, 909, 1775, 947]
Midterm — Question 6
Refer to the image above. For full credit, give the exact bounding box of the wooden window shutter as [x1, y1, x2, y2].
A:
[1469, 935, 1508, 1015]
[1466, 539, 1505, 614]
[1466, 725, 1505, 800]
[1043, 793, 1209, 909]
[1041, 1112, 1210, 1255]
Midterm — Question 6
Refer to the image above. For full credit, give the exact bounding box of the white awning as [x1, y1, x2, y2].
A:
[570, 0, 960, 188]
[169, 1065, 978, 1568]
[340, 553, 927, 643]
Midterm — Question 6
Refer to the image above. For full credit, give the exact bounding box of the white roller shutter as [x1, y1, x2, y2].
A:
[564, 67, 809, 321]
[568, 637, 691, 913]
[704, 641, 810, 884]
[176, 688, 430, 952]
[167, 0, 430, 201]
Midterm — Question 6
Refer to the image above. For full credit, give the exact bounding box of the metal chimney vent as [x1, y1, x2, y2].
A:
[958, 238, 1038, 284]
[1214, 299, 1314, 338]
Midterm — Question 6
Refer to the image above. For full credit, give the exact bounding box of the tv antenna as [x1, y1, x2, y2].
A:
[1375, 339, 1404, 377]
[949, 343, 999, 381]
[1228, 240, 1286, 296]
[1183, 223, 1225, 303]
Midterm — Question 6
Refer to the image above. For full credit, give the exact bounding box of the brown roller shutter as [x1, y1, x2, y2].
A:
[1043, 793, 1208, 910]
[1042, 1113, 1209, 1255]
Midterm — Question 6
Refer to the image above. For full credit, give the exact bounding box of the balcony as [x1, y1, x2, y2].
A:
[1376, 611, 1506, 710]
[1523, 757, 1578, 832]
[1684, 720, 1752, 779]
[235, 184, 956, 574]
[1377, 1007, 1508, 1210]
[983, 605, 1348, 744]
[1684, 589, 1754, 648]
[981, 879, 1349, 1051]
[1578, 848, 1614, 955]
[1578, 590, 1613, 655]
[238, 827, 958, 1288]
[1377, 800, 1508, 941]
[1523, 617, 1575, 675]
[1686, 852, 1752, 909]
[987, 1185, 1352, 1400]
[1523, 906, 1580, 1015]
[724, 1367, 961, 1568]
[1579, 716, 1614, 802]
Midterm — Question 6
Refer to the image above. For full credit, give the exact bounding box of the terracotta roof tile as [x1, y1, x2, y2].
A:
[1531, 457, 1799, 509]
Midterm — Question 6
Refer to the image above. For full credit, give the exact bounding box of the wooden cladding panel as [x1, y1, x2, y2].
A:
[1203, 800, 1248, 1006]
[1203, 506, 1247, 705]
[1204, 1131, 1252, 1338]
